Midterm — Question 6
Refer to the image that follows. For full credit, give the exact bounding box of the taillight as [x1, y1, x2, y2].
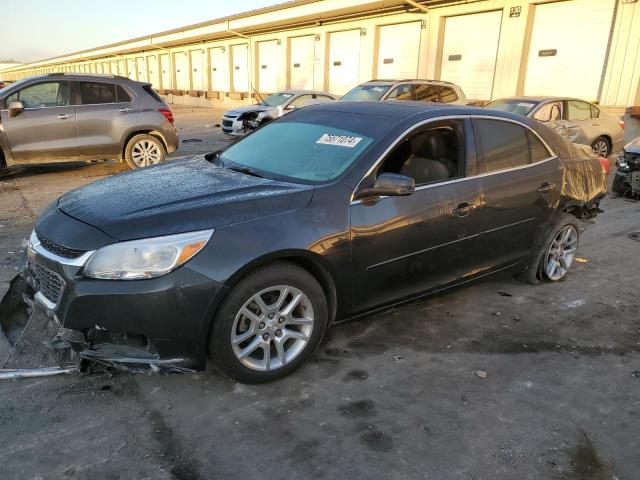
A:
[598, 156, 610, 174]
[159, 108, 174, 125]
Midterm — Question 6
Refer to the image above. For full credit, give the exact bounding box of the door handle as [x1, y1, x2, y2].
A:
[538, 182, 556, 194]
[452, 202, 475, 217]
[117, 107, 133, 113]
[57, 113, 73, 119]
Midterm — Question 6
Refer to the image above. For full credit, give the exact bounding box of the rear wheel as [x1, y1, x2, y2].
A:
[517, 213, 580, 284]
[591, 136, 610, 158]
[210, 262, 328, 383]
[124, 134, 166, 169]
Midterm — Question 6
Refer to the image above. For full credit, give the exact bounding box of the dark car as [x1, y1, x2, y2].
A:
[612, 135, 640, 194]
[0, 73, 178, 171]
[23, 102, 607, 383]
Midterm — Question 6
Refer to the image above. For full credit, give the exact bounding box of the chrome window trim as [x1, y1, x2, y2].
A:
[29, 231, 95, 267]
[350, 114, 557, 204]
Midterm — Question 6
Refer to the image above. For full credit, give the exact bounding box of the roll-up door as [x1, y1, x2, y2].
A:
[174, 52, 190, 91]
[125, 59, 135, 79]
[524, 0, 615, 100]
[232, 44, 249, 92]
[160, 54, 171, 89]
[147, 55, 159, 88]
[209, 47, 228, 92]
[258, 40, 279, 93]
[376, 22, 422, 79]
[329, 30, 361, 95]
[136, 57, 147, 83]
[190, 50, 204, 91]
[290, 35, 315, 90]
[440, 11, 502, 101]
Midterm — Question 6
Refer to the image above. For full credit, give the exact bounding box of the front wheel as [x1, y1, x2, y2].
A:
[124, 134, 166, 169]
[210, 262, 328, 383]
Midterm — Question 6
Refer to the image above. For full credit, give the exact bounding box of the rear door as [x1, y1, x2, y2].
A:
[472, 117, 561, 270]
[1, 80, 77, 162]
[75, 81, 137, 158]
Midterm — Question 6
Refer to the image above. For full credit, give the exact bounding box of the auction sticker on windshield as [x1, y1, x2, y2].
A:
[316, 134, 363, 148]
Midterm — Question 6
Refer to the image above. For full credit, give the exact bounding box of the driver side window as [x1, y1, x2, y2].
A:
[5, 82, 70, 109]
[378, 120, 464, 187]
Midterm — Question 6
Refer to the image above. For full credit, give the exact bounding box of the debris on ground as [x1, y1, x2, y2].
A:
[498, 291, 513, 297]
[475, 370, 488, 379]
[182, 138, 203, 143]
[392, 355, 405, 363]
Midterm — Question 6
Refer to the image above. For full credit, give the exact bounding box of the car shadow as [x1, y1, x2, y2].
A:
[0, 160, 122, 181]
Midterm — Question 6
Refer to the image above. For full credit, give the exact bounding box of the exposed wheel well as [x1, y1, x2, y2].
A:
[0, 147, 6, 168]
[120, 130, 168, 160]
[222, 254, 339, 327]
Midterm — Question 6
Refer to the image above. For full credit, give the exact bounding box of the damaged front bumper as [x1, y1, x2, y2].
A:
[19, 231, 227, 372]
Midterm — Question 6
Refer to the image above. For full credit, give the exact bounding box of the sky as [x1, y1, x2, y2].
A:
[0, 0, 285, 63]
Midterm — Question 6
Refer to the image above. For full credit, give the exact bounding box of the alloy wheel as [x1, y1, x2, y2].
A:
[231, 285, 314, 371]
[592, 140, 609, 158]
[131, 139, 162, 167]
[545, 225, 578, 281]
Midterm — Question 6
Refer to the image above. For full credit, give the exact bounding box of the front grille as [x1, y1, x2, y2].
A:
[31, 263, 65, 305]
[38, 235, 86, 259]
[222, 119, 233, 127]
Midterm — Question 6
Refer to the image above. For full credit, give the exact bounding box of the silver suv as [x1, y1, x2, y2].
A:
[0, 74, 178, 170]
[341, 79, 468, 105]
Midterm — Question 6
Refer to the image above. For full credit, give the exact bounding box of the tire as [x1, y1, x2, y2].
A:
[591, 136, 610, 158]
[210, 262, 328, 383]
[124, 134, 166, 169]
[517, 213, 580, 285]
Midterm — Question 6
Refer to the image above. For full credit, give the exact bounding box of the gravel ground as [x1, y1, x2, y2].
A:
[0, 107, 639, 479]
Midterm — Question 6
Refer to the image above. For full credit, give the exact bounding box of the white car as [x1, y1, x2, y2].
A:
[221, 91, 337, 136]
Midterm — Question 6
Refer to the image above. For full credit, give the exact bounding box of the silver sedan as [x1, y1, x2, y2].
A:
[485, 96, 625, 157]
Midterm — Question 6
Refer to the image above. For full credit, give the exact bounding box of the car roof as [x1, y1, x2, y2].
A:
[306, 100, 475, 119]
[363, 79, 455, 87]
[492, 95, 597, 105]
[21, 73, 138, 83]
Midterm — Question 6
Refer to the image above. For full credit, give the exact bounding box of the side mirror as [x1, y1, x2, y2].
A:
[354, 173, 415, 200]
[8, 100, 24, 118]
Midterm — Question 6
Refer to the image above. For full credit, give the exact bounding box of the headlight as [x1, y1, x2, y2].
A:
[84, 229, 214, 280]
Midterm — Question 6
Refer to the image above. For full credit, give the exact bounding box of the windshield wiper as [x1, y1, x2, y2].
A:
[228, 165, 264, 178]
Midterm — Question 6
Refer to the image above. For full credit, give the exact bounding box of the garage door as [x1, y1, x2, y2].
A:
[110, 60, 119, 76]
[125, 59, 135, 79]
[329, 30, 361, 95]
[524, 0, 615, 101]
[160, 54, 171, 89]
[209, 47, 228, 92]
[232, 44, 249, 92]
[258, 40, 279, 93]
[290, 35, 315, 90]
[174, 52, 190, 90]
[147, 55, 160, 89]
[440, 11, 502, 101]
[136, 57, 147, 83]
[190, 50, 204, 91]
[377, 22, 422, 79]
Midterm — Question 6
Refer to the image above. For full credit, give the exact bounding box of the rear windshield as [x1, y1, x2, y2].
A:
[485, 99, 539, 116]
[143, 85, 163, 103]
[341, 85, 390, 102]
[220, 121, 374, 183]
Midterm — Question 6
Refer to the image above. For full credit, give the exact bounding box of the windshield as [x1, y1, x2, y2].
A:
[485, 99, 539, 116]
[219, 121, 374, 183]
[259, 93, 294, 107]
[341, 85, 390, 102]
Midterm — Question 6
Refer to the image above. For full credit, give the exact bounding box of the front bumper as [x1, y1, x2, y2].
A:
[23, 234, 227, 369]
[221, 116, 248, 136]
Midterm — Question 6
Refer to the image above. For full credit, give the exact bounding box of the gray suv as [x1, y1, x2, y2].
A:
[0, 74, 178, 170]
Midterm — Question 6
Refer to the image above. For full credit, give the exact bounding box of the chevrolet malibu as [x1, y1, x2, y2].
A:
[24, 102, 607, 383]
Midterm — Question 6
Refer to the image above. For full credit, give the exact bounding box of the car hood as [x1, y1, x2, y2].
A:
[57, 157, 314, 241]
[623, 136, 640, 154]
[225, 105, 277, 117]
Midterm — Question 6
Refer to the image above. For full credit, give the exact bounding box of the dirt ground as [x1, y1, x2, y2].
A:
[0, 106, 639, 480]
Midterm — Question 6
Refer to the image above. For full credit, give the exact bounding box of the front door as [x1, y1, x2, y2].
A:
[2, 81, 77, 162]
[350, 119, 484, 313]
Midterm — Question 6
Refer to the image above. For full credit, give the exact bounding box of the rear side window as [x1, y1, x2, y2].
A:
[590, 104, 600, 119]
[528, 131, 551, 162]
[414, 84, 459, 103]
[567, 100, 592, 121]
[474, 119, 530, 173]
[142, 85, 163, 103]
[80, 82, 116, 104]
[386, 84, 412, 100]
